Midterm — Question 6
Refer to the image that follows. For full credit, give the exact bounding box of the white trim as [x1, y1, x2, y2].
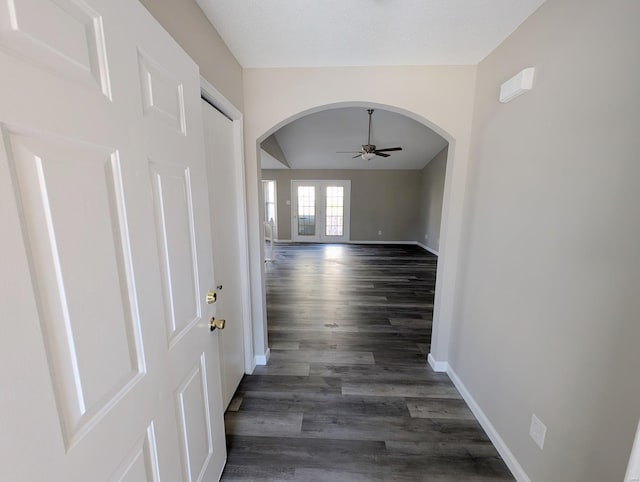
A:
[275, 240, 439, 253]
[416, 241, 439, 256]
[447, 366, 531, 482]
[348, 241, 439, 256]
[348, 240, 415, 245]
[254, 348, 270, 366]
[427, 353, 448, 372]
[200, 76, 255, 375]
[200, 76, 241, 119]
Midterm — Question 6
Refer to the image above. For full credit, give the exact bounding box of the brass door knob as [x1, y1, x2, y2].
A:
[209, 317, 225, 331]
[206, 291, 217, 304]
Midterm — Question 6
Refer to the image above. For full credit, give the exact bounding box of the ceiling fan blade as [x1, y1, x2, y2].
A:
[374, 147, 403, 152]
[337, 151, 362, 154]
[352, 154, 362, 159]
[375, 152, 391, 158]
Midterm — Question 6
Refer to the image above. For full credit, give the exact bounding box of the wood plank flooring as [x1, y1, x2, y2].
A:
[221, 243, 513, 481]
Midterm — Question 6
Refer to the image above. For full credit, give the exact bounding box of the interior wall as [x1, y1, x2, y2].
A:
[453, 0, 640, 480]
[139, 0, 244, 111]
[244, 67, 477, 361]
[418, 147, 447, 252]
[262, 169, 422, 241]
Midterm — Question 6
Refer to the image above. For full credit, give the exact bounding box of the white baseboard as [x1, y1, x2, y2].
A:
[350, 240, 439, 256]
[349, 240, 419, 245]
[254, 348, 271, 366]
[279, 240, 438, 254]
[447, 366, 531, 482]
[427, 353, 449, 372]
[415, 241, 439, 256]
[349, 240, 409, 245]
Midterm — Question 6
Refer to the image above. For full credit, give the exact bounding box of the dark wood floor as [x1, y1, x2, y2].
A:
[221, 243, 513, 481]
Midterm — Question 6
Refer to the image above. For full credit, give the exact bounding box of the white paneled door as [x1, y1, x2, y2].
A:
[201, 101, 245, 409]
[0, 1, 226, 481]
[291, 180, 351, 243]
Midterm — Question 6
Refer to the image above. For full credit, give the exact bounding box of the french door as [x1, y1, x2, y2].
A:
[291, 180, 351, 242]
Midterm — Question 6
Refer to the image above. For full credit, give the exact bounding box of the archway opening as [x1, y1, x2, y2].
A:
[251, 101, 456, 370]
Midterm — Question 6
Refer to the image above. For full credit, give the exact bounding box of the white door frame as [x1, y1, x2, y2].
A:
[291, 179, 351, 243]
[200, 77, 255, 374]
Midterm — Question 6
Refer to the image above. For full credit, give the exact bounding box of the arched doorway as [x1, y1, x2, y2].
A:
[243, 99, 466, 374]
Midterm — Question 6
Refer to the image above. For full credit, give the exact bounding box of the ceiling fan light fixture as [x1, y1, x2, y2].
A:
[337, 108, 403, 162]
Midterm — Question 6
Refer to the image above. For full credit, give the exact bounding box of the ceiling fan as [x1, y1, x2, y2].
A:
[337, 109, 403, 160]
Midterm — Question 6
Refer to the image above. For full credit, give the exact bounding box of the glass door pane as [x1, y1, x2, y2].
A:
[297, 185, 316, 236]
[264, 180, 276, 223]
[325, 186, 344, 236]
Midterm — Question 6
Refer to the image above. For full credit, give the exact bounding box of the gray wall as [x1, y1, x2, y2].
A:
[418, 147, 447, 252]
[139, 0, 244, 111]
[262, 169, 422, 242]
[452, 0, 640, 481]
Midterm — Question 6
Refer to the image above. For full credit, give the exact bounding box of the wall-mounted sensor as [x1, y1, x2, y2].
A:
[499, 67, 535, 103]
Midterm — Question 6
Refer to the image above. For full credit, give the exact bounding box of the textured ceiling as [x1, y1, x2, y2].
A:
[195, 0, 546, 68]
[262, 107, 448, 170]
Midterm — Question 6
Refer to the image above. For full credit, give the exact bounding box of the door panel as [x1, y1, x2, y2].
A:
[202, 101, 246, 408]
[149, 162, 201, 345]
[0, 0, 112, 96]
[138, 50, 186, 134]
[111, 423, 160, 482]
[0, 1, 159, 477]
[5, 129, 144, 448]
[132, 14, 226, 481]
[175, 354, 215, 482]
[0, 0, 225, 480]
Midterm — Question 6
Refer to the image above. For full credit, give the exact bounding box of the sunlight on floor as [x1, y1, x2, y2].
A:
[323, 244, 344, 259]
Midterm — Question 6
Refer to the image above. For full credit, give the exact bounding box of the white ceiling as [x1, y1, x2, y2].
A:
[262, 107, 448, 170]
[195, 0, 546, 68]
[195, 0, 545, 171]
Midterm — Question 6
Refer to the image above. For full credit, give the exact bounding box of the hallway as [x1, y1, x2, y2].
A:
[221, 244, 513, 481]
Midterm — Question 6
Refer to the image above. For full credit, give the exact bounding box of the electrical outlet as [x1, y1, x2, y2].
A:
[286, 200, 291, 205]
[424, 234, 428, 240]
[529, 414, 547, 449]
[378, 230, 382, 235]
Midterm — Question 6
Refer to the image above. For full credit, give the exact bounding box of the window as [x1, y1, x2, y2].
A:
[263, 180, 276, 224]
[297, 185, 316, 236]
[325, 185, 344, 236]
